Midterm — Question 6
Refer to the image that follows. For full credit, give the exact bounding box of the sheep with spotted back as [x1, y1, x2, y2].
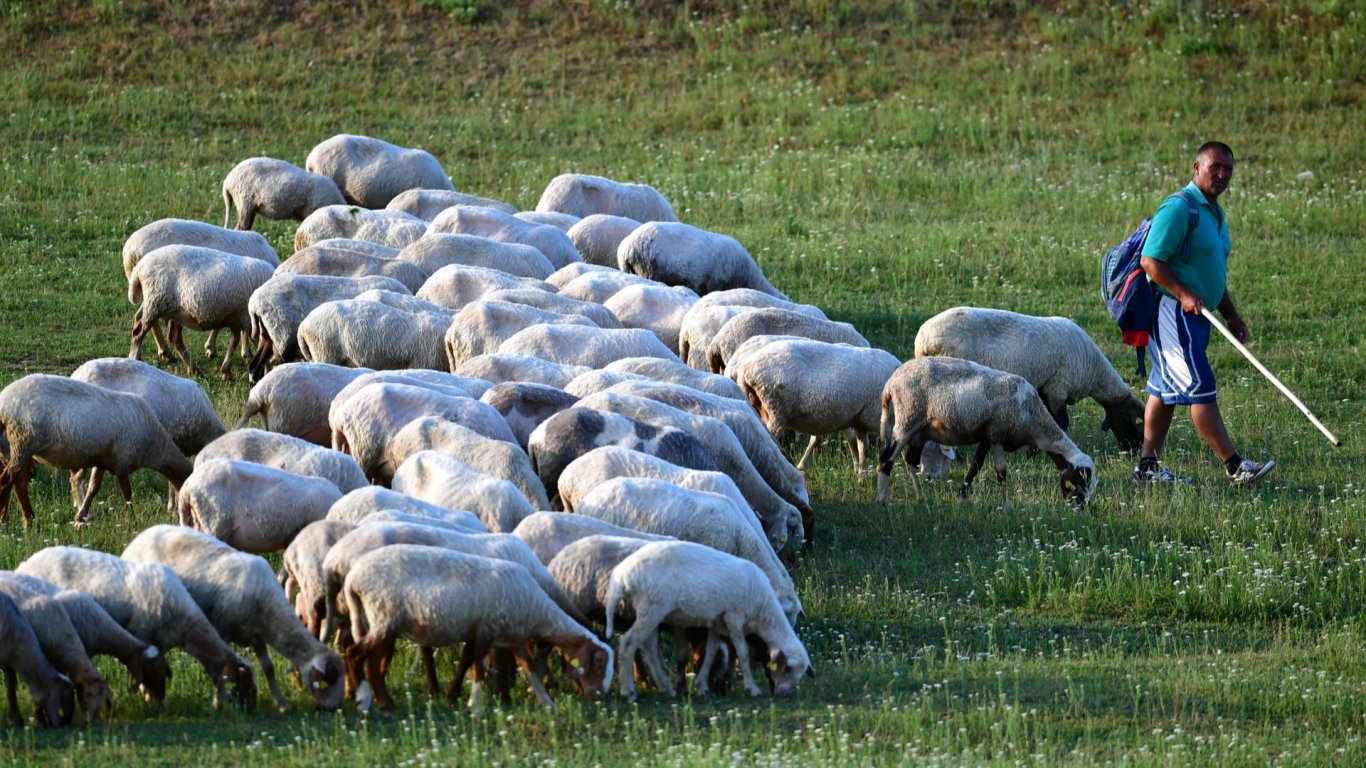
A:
[398, 233, 555, 280]
[179, 458, 343, 554]
[386, 188, 516, 220]
[498, 325, 681, 370]
[618, 222, 786, 299]
[236, 362, 373, 445]
[0, 592, 75, 727]
[416, 264, 555, 311]
[512, 511, 672, 566]
[445, 300, 600, 371]
[478, 381, 580, 449]
[222, 157, 345, 231]
[306, 134, 453, 209]
[536, 173, 677, 222]
[195, 428, 368, 494]
[430, 205, 581, 270]
[277, 242, 427, 293]
[566, 214, 642, 267]
[391, 451, 536, 533]
[0, 574, 112, 722]
[388, 416, 550, 510]
[297, 298, 450, 371]
[457, 354, 590, 389]
[706, 307, 869, 374]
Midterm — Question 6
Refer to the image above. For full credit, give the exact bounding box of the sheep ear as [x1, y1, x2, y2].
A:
[805, 664, 816, 679]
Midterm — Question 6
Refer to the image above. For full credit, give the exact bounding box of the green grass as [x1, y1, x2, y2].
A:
[1, 0, 1363, 764]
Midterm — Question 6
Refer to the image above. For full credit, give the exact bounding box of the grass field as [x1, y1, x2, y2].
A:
[1, 1, 1363, 764]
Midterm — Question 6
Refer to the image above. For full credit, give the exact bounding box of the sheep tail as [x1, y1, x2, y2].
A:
[234, 394, 262, 430]
[127, 273, 143, 305]
[879, 389, 896, 447]
[223, 187, 233, 230]
[603, 576, 625, 640]
[343, 582, 368, 647]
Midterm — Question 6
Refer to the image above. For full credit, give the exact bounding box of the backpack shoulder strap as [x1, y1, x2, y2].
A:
[1169, 189, 1200, 262]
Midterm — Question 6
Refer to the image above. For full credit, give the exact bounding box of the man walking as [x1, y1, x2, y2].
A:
[1134, 141, 1274, 486]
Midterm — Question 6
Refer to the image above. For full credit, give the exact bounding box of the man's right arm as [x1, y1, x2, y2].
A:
[1141, 256, 1203, 315]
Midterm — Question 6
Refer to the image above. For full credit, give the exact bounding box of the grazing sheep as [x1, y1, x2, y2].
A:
[498, 325, 681, 369]
[17, 547, 256, 712]
[195, 428, 368, 494]
[276, 242, 428, 293]
[306, 134, 454, 209]
[688, 287, 829, 319]
[0, 592, 75, 727]
[603, 357, 746, 400]
[556, 269, 656, 304]
[678, 295, 827, 370]
[564, 370, 651, 398]
[279, 519, 356, 640]
[602, 283, 699, 353]
[512, 511, 673, 566]
[353, 288, 456, 320]
[566, 214, 642, 267]
[392, 451, 537, 533]
[222, 156, 346, 231]
[388, 416, 550, 510]
[430, 205, 582, 270]
[397, 233, 555, 280]
[293, 205, 428, 251]
[0, 574, 112, 722]
[122, 218, 278, 281]
[297, 299, 451, 371]
[706, 307, 869, 374]
[445, 300, 600, 371]
[128, 244, 277, 379]
[329, 369, 489, 411]
[618, 222, 786, 298]
[0, 374, 193, 526]
[876, 356, 1098, 509]
[179, 458, 343, 554]
[535, 173, 678, 223]
[456, 354, 591, 389]
[527, 407, 719, 508]
[235, 362, 373, 445]
[914, 306, 1146, 452]
[416, 264, 555, 311]
[482, 287, 623, 328]
[546, 535, 656, 625]
[515, 210, 581, 231]
[342, 545, 613, 712]
[246, 273, 410, 382]
[386, 188, 517, 220]
[719, 333, 811, 380]
[478, 381, 581, 449]
[305, 237, 402, 259]
[329, 382, 515, 483]
[730, 339, 902, 476]
[545, 262, 616, 289]
[605, 541, 811, 700]
[121, 525, 344, 712]
[326, 486, 488, 533]
[555, 446, 752, 527]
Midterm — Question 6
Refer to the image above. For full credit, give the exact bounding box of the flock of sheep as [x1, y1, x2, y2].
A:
[0, 133, 1145, 725]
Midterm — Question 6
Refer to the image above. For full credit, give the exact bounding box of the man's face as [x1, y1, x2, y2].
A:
[1194, 148, 1235, 200]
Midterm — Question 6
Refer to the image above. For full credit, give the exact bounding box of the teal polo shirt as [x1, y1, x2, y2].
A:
[1141, 182, 1230, 308]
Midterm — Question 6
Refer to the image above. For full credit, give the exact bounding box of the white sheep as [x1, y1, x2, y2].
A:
[914, 306, 1146, 452]
[514, 210, 581, 231]
[477, 381, 581, 449]
[618, 222, 786, 298]
[0, 592, 75, 727]
[511, 510, 673, 565]
[246, 273, 411, 382]
[602, 356, 746, 400]
[304, 237, 402, 259]
[416, 264, 555, 311]
[329, 368, 490, 408]
[605, 541, 812, 700]
[276, 242, 428, 293]
[128, 244, 277, 379]
[306, 134, 454, 209]
[563, 369, 651, 398]
[546, 535, 656, 625]
[17, 547, 256, 712]
[565, 214, 642, 267]
[352, 288, 457, 320]
[397, 233, 555, 280]
[279, 519, 356, 640]
[688, 287, 830, 318]
[297, 298, 451, 371]
[535, 173, 678, 222]
[222, 156, 346, 231]
[445, 300, 600, 371]
[195, 428, 368, 494]
[678, 295, 827, 370]
[386, 188, 517, 220]
[392, 451, 536, 533]
[0, 574, 112, 722]
[179, 458, 343, 554]
[326, 486, 488, 533]
[342, 545, 613, 712]
[121, 525, 344, 712]
[498, 325, 682, 370]
[602, 283, 699, 354]
[430, 205, 582, 270]
[555, 269, 656, 304]
[0, 374, 193, 526]
[456, 353, 591, 389]
[235, 362, 373, 445]
[486, 288, 620, 328]
[876, 356, 1099, 509]
[706, 307, 869, 374]
[388, 416, 550, 510]
[293, 205, 428, 251]
[555, 445, 752, 526]
[545, 261, 616, 289]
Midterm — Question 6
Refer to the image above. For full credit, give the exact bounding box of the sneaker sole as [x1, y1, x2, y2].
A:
[1232, 459, 1276, 486]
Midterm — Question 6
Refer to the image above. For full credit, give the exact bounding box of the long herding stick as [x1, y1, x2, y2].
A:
[1201, 308, 1342, 446]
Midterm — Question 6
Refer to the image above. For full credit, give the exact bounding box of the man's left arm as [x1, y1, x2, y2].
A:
[1217, 290, 1250, 343]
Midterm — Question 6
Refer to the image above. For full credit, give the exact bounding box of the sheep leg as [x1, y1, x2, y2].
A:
[511, 645, 555, 708]
[490, 648, 516, 706]
[217, 328, 239, 380]
[247, 334, 274, 383]
[128, 308, 153, 361]
[722, 615, 763, 697]
[794, 435, 821, 474]
[9, 459, 38, 527]
[446, 634, 484, 707]
[875, 436, 907, 503]
[203, 329, 219, 359]
[252, 644, 292, 713]
[69, 469, 88, 510]
[959, 442, 991, 499]
[342, 638, 371, 702]
[4, 669, 21, 727]
[418, 646, 440, 696]
[616, 621, 653, 702]
[71, 466, 108, 525]
[463, 639, 498, 711]
[150, 318, 174, 361]
[993, 445, 1011, 511]
[638, 626, 676, 699]
[365, 636, 398, 713]
[694, 631, 723, 698]
[904, 441, 926, 502]
[166, 322, 204, 378]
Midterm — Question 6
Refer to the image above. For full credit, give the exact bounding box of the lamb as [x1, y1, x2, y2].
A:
[604, 356, 747, 401]
[498, 325, 682, 369]
[0, 574, 112, 722]
[913, 306, 1146, 451]
[706, 307, 869, 374]
[17, 547, 256, 712]
[605, 541, 812, 700]
[0, 374, 193, 526]
[416, 264, 556, 311]
[430, 205, 582, 270]
[296, 298, 451, 371]
[546, 535, 656, 625]
[515, 210, 581, 231]
[235, 362, 374, 445]
[388, 416, 550, 509]
[397, 233, 555, 280]
[342, 545, 613, 712]
[535, 173, 678, 223]
[555, 446, 753, 527]
[276, 242, 428, 293]
[386, 188, 517, 220]
[293, 205, 428, 251]
[0, 592, 75, 727]
[477, 381, 581, 449]
[545, 261, 616, 289]
[221, 156, 346, 231]
[326, 486, 488, 533]
[121, 525, 344, 712]
[195, 428, 368, 494]
[482, 287, 623, 328]
[617, 222, 787, 298]
[246, 273, 411, 382]
[306, 134, 454, 209]
[602, 283, 699, 353]
[128, 244, 277, 379]
[526, 407, 720, 507]
[328, 381, 516, 483]
[445, 300, 600, 371]
[179, 458, 343, 554]
[456, 354, 590, 389]
[279, 520, 356, 638]
[576, 477, 802, 625]
[392, 451, 537, 533]
[556, 269, 656, 304]
[565, 214, 642, 267]
[512, 510, 673, 565]
[876, 356, 1099, 509]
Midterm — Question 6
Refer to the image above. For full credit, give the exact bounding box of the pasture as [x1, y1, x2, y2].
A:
[1, 1, 1362, 765]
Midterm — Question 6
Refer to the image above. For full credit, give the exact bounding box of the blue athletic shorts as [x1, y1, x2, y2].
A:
[1145, 294, 1217, 405]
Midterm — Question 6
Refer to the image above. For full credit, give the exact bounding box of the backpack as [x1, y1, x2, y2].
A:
[1101, 189, 1199, 379]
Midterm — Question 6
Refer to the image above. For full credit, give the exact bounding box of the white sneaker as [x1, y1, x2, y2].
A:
[1229, 459, 1275, 486]
[1133, 462, 1176, 485]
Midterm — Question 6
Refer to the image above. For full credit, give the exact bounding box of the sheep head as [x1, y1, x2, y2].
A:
[1100, 397, 1145, 454]
[1059, 463, 1097, 508]
[212, 656, 257, 714]
[34, 673, 76, 727]
[561, 638, 613, 702]
[768, 647, 813, 699]
[129, 645, 170, 706]
[304, 652, 345, 711]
